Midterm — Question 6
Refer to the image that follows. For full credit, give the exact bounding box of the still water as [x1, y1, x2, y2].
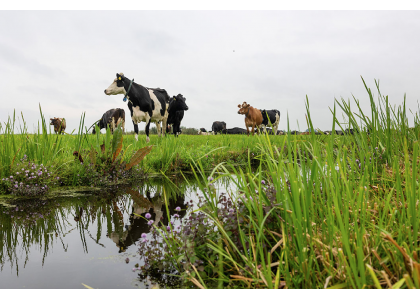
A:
[0, 177, 233, 289]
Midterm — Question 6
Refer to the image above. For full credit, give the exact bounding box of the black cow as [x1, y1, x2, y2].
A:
[259, 109, 280, 134]
[212, 121, 226, 135]
[104, 73, 170, 143]
[166, 94, 189, 136]
[221, 127, 248, 134]
[344, 128, 358, 135]
[92, 108, 125, 134]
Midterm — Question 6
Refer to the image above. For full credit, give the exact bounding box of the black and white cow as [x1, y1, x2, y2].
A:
[221, 127, 248, 134]
[199, 128, 207, 133]
[92, 108, 125, 134]
[211, 121, 226, 135]
[166, 94, 189, 137]
[104, 73, 170, 143]
[259, 109, 280, 135]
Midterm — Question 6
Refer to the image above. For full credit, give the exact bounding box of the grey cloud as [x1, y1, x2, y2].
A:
[0, 43, 63, 78]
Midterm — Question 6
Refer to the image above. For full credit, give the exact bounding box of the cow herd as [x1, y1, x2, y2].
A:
[198, 102, 281, 136]
[49, 72, 356, 140]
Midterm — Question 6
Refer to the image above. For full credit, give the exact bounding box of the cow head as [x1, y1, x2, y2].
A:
[237, 102, 250, 115]
[104, 73, 126, 95]
[169, 94, 189, 112]
[49, 118, 57, 126]
[260, 109, 268, 122]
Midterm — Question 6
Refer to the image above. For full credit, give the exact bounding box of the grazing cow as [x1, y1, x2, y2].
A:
[198, 130, 213, 135]
[221, 127, 248, 134]
[166, 94, 189, 137]
[290, 130, 300, 135]
[200, 128, 207, 133]
[50, 118, 66, 134]
[104, 73, 170, 143]
[92, 108, 125, 134]
[259, 109, 280, 134]
[211, 121, 226, 134]
[344, 128, 358, 135]
[237, 102, 263, 136]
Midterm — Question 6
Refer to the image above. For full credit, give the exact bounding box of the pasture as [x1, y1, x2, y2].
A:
[1, 81, 420, 289]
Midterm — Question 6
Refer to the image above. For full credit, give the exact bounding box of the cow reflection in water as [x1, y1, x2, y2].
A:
[109, 188, 187, 253]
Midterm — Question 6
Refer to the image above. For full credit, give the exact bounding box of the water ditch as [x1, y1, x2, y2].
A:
[0, 177, 236, 289]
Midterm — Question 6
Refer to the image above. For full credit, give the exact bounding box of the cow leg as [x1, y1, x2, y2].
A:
[251, 125, 255, 136]
[155, 122, 161, 137]
[174, 122, 179, 137]
[133, 121, 139, 141]
[145, 121, 151, 143]
[111, 117, 116, 133]
[162, 118, 168, 137]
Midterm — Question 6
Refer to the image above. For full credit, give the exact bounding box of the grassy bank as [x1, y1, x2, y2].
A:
[0, 108, 280, 196]
[137, 79, 420, 289]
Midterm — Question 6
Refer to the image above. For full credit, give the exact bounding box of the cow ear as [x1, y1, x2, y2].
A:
[116, 73, 122, 81]
[238, 104, 241, 108]
[173, 96, 176, 101]
[246, 104, 250, 108]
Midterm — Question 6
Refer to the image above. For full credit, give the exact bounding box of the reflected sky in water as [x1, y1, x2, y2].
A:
[0, 177, 235, 289]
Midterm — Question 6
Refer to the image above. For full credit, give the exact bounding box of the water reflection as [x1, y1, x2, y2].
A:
[109, 186, 187, 253]
[0, 178, 194, 289]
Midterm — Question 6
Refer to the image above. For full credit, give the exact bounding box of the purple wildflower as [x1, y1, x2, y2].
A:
[147, 220, 154, 226]
[175, 207, 181, 212]
[141, 233, 147, 238]
[261, 180, 266, 185]
[145, 213, 151, 219]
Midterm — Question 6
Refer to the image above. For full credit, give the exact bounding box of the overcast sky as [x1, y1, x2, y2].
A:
[2, 10, 420, 133]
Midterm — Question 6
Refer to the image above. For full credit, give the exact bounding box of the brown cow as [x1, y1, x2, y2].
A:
[50, 118, 66, 134]
[237, 102, 263, 136]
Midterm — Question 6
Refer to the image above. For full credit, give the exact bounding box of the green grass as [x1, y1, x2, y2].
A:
[0, 108, 282, 194]
[140, 77, 420, 289]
